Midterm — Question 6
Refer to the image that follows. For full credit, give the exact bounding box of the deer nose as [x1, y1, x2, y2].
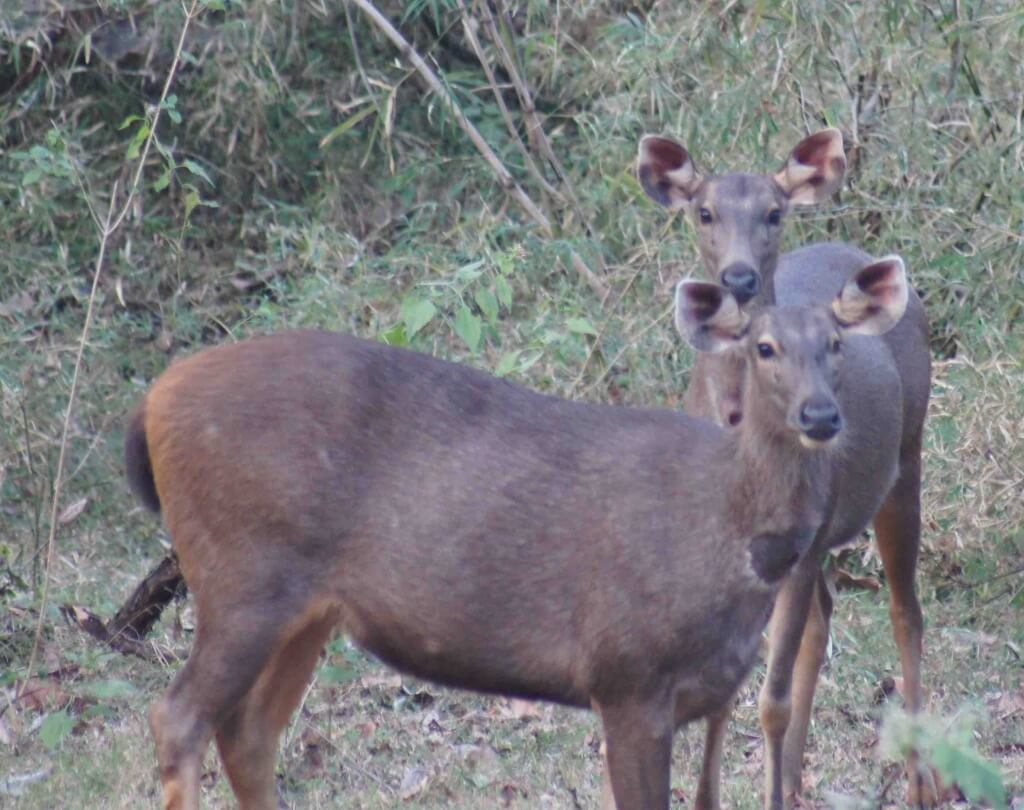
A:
[720, 263, 760, 305]
[799, 398, 841, 442]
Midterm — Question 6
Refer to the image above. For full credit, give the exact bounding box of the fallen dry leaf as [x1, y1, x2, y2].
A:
[14, 679, 68, 712]
[57, 497, 88, 526]
[499, 782, 526, 806]
[463, 744, 503, 789]
[832, 567, 882, 592]
[0, 290, 34, 318]
[399, 765, 430, 800]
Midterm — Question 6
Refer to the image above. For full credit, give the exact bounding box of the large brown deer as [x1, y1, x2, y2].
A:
[636, 130, 935, 809]
[125, 260, 908, 810]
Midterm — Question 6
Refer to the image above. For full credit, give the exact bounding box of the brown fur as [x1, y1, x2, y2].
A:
[128, 276, 902, 809]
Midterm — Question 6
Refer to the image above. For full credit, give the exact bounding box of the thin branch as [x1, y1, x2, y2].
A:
[343, 0, 384, 122]
[348, 0, 553, 237]
[455, 0, 562, 202]
[20, 0, 201, 695]
[475, 0, 587, 228]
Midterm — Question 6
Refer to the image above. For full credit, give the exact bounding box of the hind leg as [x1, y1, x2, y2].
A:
[215, 609, 337, 810]
[150, 599, 284, 810]
[874, 448, 938, 806]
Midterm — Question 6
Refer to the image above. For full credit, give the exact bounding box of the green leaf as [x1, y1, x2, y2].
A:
[126, 124, 150, 160]
[454, 305, 482, 352]
[475, 288, 499, 325]
[153, 168, 171, 192]
[182, 159, 213, 186]
[495, 251, 514, 276]
[320, 664, 358, 684]
[40, 709, 75, 750]
[320, 104, 377, 148]
[184, 189, 200, 220]
[494, 276, 513, 309]
[379, 323, 408, 347]
[117, 114, 142, 130]
[566, 317, 598, 336]
[22, 168, 42, 185]
[455, 259, 486, 283]
[82, 679, 137, 700]
[400, 296, 436, 338]
[29, 145, 49, 160]
[929, 740, 1006, 808]
[517, 350, 543, 373]
[495, 350, 520, 377]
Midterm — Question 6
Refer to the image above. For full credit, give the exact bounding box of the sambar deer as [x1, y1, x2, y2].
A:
[125, 260, 908, 810]
[637, 129, 935, 809]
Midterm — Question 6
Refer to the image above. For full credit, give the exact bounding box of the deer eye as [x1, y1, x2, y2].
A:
[698, 208, 713, 224]
[756, 342, 776, 359]
[767, 209, 782, 226]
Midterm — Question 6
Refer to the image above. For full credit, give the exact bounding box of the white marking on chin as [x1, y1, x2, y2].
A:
[799, 434, 837, 450]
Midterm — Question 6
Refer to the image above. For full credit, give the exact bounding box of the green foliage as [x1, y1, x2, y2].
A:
[39, 710, 75, 751]
[882, 708, 1008, 808]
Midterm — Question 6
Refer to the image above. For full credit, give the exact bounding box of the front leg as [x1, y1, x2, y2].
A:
[694, 702, 732, 810]
[759, 554, 822, 810]
[596, 697, 674, 810]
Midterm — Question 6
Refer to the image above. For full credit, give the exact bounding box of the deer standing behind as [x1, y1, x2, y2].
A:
[637, 129, 935, 809]
[125, 262, 908, 810]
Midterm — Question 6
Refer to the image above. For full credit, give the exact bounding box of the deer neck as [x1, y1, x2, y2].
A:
[725, 417, 831, 539]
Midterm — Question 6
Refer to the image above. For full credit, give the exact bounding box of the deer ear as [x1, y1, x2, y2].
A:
[637, 135, 704, 209]
[832, 255, 909, 336]
[773, 128, 846, 206]
[675, 280, 749, 352]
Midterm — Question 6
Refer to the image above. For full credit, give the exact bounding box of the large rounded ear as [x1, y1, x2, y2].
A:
[773, 128, 846, 206]
[637, 135, 704, 209]
[675, 280, 749, 352]
[832, 255, 909, 336]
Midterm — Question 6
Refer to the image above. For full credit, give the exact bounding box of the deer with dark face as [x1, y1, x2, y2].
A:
[636, 132, 934, 809]
[125, 262, 907, 810]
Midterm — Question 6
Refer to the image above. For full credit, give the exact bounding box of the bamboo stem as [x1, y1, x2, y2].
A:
[348, 0, 553, 237]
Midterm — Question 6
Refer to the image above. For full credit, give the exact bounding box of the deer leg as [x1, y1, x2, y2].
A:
[694, 702, 732, 810]
[759, 554, 821, 810]
[597, 697, 674, 810]
[150, 601, 282, 810]
[780, 573, 833, 801]
[215, 610, 337, 810]
[873, 449, 938, 807]
[600, 744, 617, 810]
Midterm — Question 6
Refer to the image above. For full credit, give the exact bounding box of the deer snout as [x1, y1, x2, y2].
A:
[797, 397, 842, 445]
[719, 263, 760, 305]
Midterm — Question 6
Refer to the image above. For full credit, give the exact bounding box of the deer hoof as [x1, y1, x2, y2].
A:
[906, 762, 941, 807]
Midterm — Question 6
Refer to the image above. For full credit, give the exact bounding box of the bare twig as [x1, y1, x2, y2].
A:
[62, 552, 185, 661]
[18, 400, 43, 588]
[455, 0, 562, 202]
[581, 307, 673, 398]
[343, 0, 384, 122]
[571, 251, 609, 300]
[348, 0, 553, 237]
[475, 1, 585, 223]
[20, 0, 201, 695]
[471, 0, 605, 292]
